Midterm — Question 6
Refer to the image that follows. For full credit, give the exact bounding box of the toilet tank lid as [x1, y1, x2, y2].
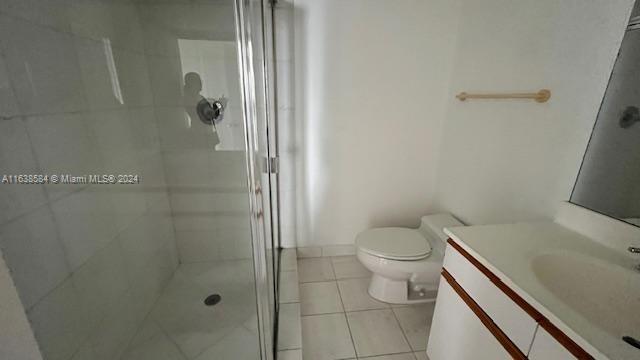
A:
[420, 213, 464, 243]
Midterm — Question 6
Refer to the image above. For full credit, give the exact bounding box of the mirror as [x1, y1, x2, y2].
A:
[571, 1, 640, 226]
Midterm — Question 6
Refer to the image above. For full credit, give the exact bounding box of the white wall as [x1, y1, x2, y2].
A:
[291, 0, 461, 246]
[433, 0, 634, 225]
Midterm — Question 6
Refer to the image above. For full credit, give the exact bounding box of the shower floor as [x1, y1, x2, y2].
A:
[120, 259, 260, 360]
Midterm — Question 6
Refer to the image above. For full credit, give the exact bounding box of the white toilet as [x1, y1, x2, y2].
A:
[356, 213, 463, 304]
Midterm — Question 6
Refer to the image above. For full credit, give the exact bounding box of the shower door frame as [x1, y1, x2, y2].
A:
[235, 0, 279, 359]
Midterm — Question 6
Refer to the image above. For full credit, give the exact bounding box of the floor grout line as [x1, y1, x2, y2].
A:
[297, 254, 430, 360]
[333, 260, 359, 360]
[390, 305, 417, 354]
[357, 350, 419, 359]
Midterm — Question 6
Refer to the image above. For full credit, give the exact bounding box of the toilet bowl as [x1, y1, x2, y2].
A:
[356, 213, 463, 304]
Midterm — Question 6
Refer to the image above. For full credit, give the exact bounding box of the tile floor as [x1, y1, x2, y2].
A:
[296, 253, 434, 360]
[120, 260, 260, 360]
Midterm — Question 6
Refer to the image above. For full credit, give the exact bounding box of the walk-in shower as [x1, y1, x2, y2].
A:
[0, 0, 280, 359]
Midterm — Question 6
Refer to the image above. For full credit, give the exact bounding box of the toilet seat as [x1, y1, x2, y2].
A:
[356, 227, 432, 260]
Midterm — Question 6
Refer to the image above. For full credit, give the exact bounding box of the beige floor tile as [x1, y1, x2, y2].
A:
[278, 303, 301, 350]
[337, 278, 388, 311]
[346, 309, 411, 357]
[359, 353, 417, 360]
[297, 247, 322, 258]
[300, 281, 344, 315]
[302, 313, 356, 360]
[298, 258, 335, 283]
[281, 249, 297, 271]
[414, 351, 430, 360]
[321, 245, 355, 257]
[279, 271, 300, 303]
[331, 256, 370, 279]
[392, 303, 435, 351]
[277, 349, 302, 360]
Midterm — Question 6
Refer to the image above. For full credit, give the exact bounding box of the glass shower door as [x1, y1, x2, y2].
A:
[235, 0, 280, 358]
[0, 0, 277, 359]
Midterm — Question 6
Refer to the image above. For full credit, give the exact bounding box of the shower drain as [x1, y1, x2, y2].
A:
[204, 294, 221, 306]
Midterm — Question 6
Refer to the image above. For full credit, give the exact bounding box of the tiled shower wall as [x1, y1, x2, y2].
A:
[135, 1, 252, 264]
[0, 2, 178, 360]
[0, 1, 254, 359]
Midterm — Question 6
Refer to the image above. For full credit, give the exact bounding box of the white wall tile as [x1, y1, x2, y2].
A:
[138, 153, 169, 207]
[51, 189, 118, 270]
[207, 151, 248, 186]
[217, 228, 252, 260]
[128, 107, 162, 159]
[172, 212, 247, 232]
[68, 1, 144, 53]
[0, 118, 47, 224]
[25, 113, 103, 200]
[74, 37, 127, 111]
[147, 56, 184, 107]
[87, 290, 141, 360]
[76, 39, 153, 111]
[28, 278, 89, 360]
[156, 107, 206, 149]
[71, 240, 130, 330]
[175, 231, 219, 263]
[0, 254, 43, 360]
[121, 329, 184, 360]
[0, 0, 71, 33]
[0, 15, 87, 115]
[163, 150, 213, 187]
[0, 206, 70, 309]
[0, 53, 19, 117]
[193, 325, 259, 360]
[169, 191, 249, 213]
[112, 49, 153, 107]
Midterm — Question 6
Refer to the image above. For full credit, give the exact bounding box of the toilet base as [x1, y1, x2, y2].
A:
[367, 273, 437, 305]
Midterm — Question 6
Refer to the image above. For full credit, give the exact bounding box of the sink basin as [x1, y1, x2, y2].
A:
[531, 252, 640, 338]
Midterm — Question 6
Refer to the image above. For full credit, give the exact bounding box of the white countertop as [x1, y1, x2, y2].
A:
[444, 222, 640, 360]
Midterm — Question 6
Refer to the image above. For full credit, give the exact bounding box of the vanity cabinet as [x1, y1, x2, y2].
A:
[428, 277, 513, 360]
[529, 327, 575, 360]
[427, 239, 594, 360]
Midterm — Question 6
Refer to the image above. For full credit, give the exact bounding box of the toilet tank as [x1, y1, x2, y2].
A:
[418, 213, 464, 254]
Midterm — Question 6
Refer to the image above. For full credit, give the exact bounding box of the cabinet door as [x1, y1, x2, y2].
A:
[443, 243, 538, 353]
[427, 276, 512, 360]
[529, 327, 575, 360]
